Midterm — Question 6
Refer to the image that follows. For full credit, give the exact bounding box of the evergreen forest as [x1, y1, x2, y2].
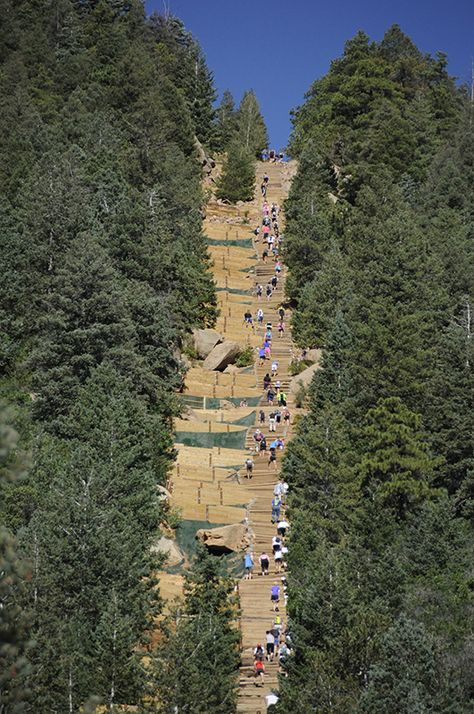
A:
[0, 3, 473, 713]
[278, 25, 474, 714]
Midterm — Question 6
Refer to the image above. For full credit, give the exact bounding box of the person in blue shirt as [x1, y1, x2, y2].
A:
[244, 551, 254, 580]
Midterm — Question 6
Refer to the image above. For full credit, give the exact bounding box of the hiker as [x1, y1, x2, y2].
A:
[256, 307, 264, 325]
[259, 436, 267, 455]
[274, 547, 283, 573]
[268, 411, 276, 432]
[278, 306, 285, 321]
[274, 478, 285, 499]
[253, 225, 260, 240]
[272, 535, 282, 554]
[264, 343, 272, 360]
[278, 321, 285, 337]
[262, 248, 268, 263]
[258, 347, 266, 365]
[268, 448, 277, 469]
[240, 398, 247, 407]
[278, 642, 290, 668]
[278, 391, 287, 407]
[271, 496, 281, 522]
[254, 657, 265, 686]
[253, 429, 263, 453]
[283, 408, 291, 425]
[275, 260, 282, 274]
[267, 388, 275, 405]
[261, 181, 266, 197]
[277, 518, 289, 537]
[263, 373, 271, 390]
[261, 148, 268, 162]
[259, 409, 265, 424]
[244, 551, 254, 580]
[259, 551, 270, 575]
[265, 630, 275, 661]
[271, 275, 278, 289]
[256, 284, 263, 299]
[271, 584, 280, 612]
[275, 409, 282, 425]
[266, 283, 272, 300]
[254, 642, 265, 661]
[274, 379, 281, 393]
[271, 360, 279, 376]
[244, 310, 254, 329]
[245, 457, 254, 479]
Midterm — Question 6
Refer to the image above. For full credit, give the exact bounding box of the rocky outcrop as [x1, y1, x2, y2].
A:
[305, 348, 322, 364]
[196, 523, 250, 554]
[202, 340, 240, 371]
[192, 328, 222, 359]
[151, 536, 185, 567]
[289, 363, 320, 396]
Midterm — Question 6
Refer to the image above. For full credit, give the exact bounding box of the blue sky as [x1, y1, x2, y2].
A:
[145, 0, 474, 149]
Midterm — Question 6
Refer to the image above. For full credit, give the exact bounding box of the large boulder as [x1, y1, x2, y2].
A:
[289, 363, 320, 396]
[196, 523, 250, 554]
[202, 340, 240, 371]
[151, 536, 185, 567]
[305, 348, 322, 364]
[192, 328, 222, 359]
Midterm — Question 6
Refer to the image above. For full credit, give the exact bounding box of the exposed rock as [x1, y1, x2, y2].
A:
[202, 340, 240, 371]
[220, 399, 237, 410]
[328, 192, 338, 204]
[289, 363, 320, 396]
[151, 536, 185, 567]
[192, 328, 222, 359]
[196, 523, 250, 554]
[157, 485, 172, 502]
[180, 406, 201, 421]
[180, 353, 192, 369]
[305, 348, 322, 364]
[223, 364, 239, 374]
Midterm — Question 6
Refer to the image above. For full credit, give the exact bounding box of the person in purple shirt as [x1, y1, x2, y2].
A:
[271, 584, 280, 612]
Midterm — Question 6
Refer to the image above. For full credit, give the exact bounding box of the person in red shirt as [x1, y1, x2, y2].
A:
[254, 657, 265, 686]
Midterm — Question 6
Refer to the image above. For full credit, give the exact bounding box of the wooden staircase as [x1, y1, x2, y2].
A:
[166, 159, 298, 711]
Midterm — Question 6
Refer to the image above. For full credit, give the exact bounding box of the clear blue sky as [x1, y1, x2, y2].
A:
[145, 0, 474, 149]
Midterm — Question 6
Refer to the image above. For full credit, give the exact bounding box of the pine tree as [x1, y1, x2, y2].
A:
[0, 413, 30, 711]
[152, 546, 239, 713]
[216, 140, 255, 203]
[213, 89, 237, 152]
[358, 397, 441, 517]
[236, 90, 268, 157]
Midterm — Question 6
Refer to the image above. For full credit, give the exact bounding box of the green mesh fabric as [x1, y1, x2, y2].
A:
[175, 429, 247, 449]
[207, 237, 254, 248]
[230, 410, 256, 426]
[179, 395, 261, 410]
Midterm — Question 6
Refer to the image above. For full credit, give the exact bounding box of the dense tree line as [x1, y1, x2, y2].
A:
[278, 26, 474, 712]
[214, 89, 268, 202]
[0, 1, 240, 711]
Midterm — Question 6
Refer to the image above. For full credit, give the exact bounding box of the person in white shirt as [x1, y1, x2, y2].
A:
[277, 519, 289, 537]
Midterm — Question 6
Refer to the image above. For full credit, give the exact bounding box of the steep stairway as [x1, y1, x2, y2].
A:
[167, 159, 298, 712]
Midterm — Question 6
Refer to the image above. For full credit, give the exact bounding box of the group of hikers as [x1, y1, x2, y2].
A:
[244, 476, 292, 687]
[260, 148, 286, 163]
[241, 165, 293, 697]
[253, 199, 283, 261]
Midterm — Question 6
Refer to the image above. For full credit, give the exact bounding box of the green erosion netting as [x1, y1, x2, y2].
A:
[207, 237, 253, 248]
[175, 429, 247, 449]
[230, 410, 256, 426]
[239, 265, 256, 273]
[179, 395, 261, 409]
[164, 519, 246, 577]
